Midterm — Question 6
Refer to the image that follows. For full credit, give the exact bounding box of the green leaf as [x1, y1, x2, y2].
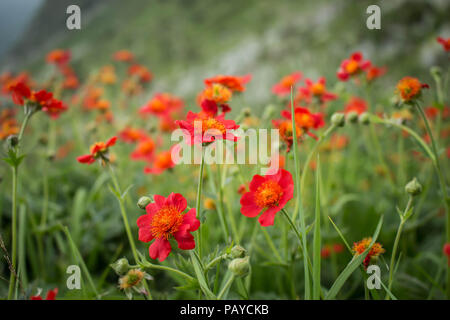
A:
[189, 251, 216, 300]
[325, 215, 384, 300]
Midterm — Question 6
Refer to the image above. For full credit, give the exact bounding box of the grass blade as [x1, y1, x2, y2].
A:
[312, 155, 321, 300]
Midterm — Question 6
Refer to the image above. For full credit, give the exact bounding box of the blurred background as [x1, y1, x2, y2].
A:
[0, 0, 449, 106]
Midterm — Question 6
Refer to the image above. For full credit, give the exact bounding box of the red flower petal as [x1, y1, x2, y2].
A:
[149, 238, 172, 262]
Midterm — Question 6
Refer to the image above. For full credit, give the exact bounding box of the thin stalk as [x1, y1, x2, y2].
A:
[414, 102, 450, 297]
[62, 226, 100, 299]
[217, 274, 235, 300]
[7, 166, 17, 300]
[294, 125, 336, 222]
[140, 261, 195, 281]
[289, 86, 311, 299]
[196, 148, 205, 257]
[387, 196, 413, 299]
[107, 163, 152, 299]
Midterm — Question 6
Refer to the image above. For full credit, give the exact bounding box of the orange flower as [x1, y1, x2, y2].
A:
[119, 127, 146, 143]
[131, 137, 155, 162]
[366, 65, 387, 82]
[297, 77, 337, 104]
[128, 64, 153, 83]
[140, 93, 184, 117]
[272, 72, 302, 97]
[99, 65, 117, 84]
[204, 74, 252, 92]
[337, 52, 371, 81]
[144, 150, 175, 175]
[113, 50, 135, 62]
[46, 49, 71, 66]
[272, 119, 302, 152]
[352, 237, 385, 269]
[0, 109, 19, 139]
[199, 83, 232, 105]
[344, 97, 367, 115]
[396, 76, 429, 102]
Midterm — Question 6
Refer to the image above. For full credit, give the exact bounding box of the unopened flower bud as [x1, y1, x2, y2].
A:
[137, 196, 152, 210]
[331, 113, 345, 127]
[111, 257, 130, 276]
[359, 112, 370, 125]
[228, 256, 250, 277]
[346, 111, 358, 124]
[405, 177, 422, 196]
[6, 135, 19, 149]
[230, 245, 247, 259]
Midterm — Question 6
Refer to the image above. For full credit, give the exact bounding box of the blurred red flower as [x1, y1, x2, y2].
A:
[144, 150, 175, 175]
[344, 97, 367, 115]
[204, 74, 252, 92]
[175, 111, 239, 145]
[337, 52, 371, 81]
[31, 288, 58, 300]
[272, 71, 302, 97]
[437, 37, 450, 51]
[77, 136, 117, 164]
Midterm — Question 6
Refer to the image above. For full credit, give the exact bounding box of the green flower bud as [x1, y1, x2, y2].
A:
[405, 177, 422, 196]
[358, 112, 370, 125]
[228, 256, 250, 277]
[346, 111, 358, 124]
[430, 66, 442, 79]
[230, 245, 247, 259]
[331, 113, 345, 127]
[137, 196, 152, 210]
[262, 105, 277, 121]
[6, 135, 19, 149]
[111, 257, 130, 276]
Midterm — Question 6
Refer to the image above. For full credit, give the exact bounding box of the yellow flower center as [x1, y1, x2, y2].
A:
[255, 180, 283, 208]
[151, 205, 184, 239]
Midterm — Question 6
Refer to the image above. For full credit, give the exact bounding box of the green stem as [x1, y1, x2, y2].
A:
[196, 148, 205, 257]
[387, 196, 413, 298]
[217, 274, 235, 300]
[7, 166, 17, 300]
[414, 102, 450, 298]
[62, 226, 100, 299]
[140, 260, 195, 281]
[107, 163, 152, 299]
[294, 125, 336, 222]
[290, 86, 311, 299]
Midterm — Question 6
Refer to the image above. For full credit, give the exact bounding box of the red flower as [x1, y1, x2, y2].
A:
[437, 37, 450, 51]
[137, 193, 200, 261]
[281, 107, 324, 140]
[131, 136, 155, 162]
[444, 243, 450, 266]
[175, 111, 239, 145]
[344, 97, 367, 115]
[128, 64, 153, 83]
[271, 119, 301, 152]
[333, 243, 344, 253]
[119, 127, 146, 143]
[46, 49, 71, 66]
[240, 169, 294, 226]
[366, 65, 387, 82]
[42, 98, 68, 119]
[139, 93, 184, 117]
[272, 72, 302, 97]
[297, 77, 337, 104]
[113, 50, 135, 62]
[321, 245, 331, 258]
[31, 288, 58, 300]
[337, 52, 371, 81]
[144, 150, 175, 174]
[77, 136, 117, 164]
[204, 74, 252, 92]
[9, 81, 31, 105]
